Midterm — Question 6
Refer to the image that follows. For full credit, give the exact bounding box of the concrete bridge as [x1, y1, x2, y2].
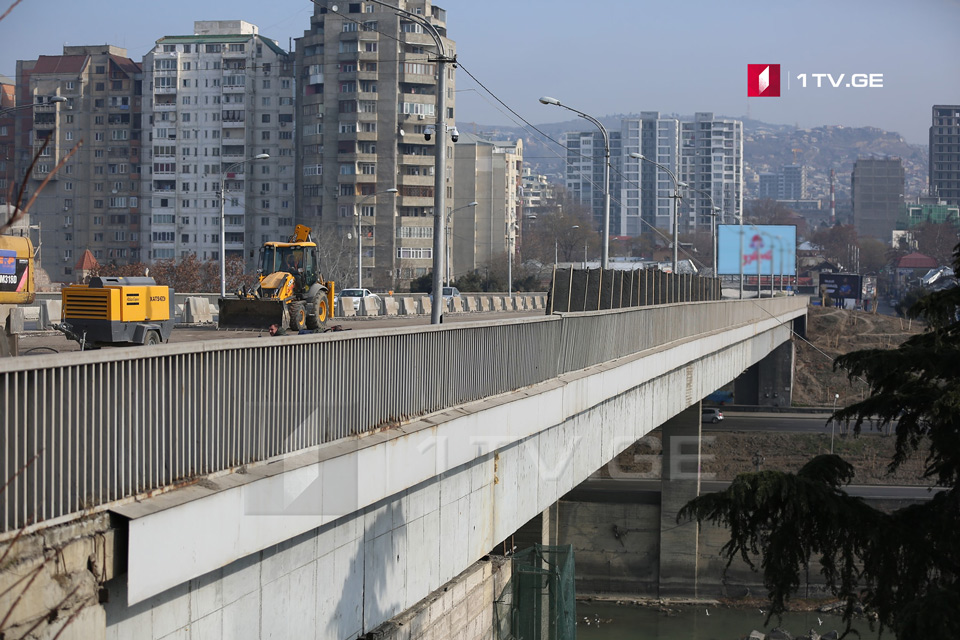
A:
[0, 296, 806, 639]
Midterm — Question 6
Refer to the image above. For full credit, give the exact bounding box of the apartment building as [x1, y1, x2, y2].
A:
[15, 45, 142, 282]
[620, 113, 680, 237]
[759, 164, 807, 200]
[452, 132, 523, 280]
[563, 112, 741, 240]
[562, 129, 623, 235]
[930, 105, 960, 206]
[296, 1, 456, 291]
[679, 112, 743, 234]
[852, 157, 904, 240]
[141, 21, 296, 268]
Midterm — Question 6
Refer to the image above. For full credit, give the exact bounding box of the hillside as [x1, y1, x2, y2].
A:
[793, 305, 925, 407]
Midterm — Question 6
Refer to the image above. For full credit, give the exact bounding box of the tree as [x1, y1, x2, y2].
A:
[912, 221, 960, 266]
[521, 187, 598, 265]
[809, 224, 858, 269]
[858, 237, 889, 275]
[680, 241, 960, 638]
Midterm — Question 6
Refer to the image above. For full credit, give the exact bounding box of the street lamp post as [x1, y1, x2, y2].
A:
[691, 187, 722, 277]
[830, 393, 839, 454]
[507, 221, 519, 297]
[540, 97, 610, 269]
[219, 153, 269, 298]
[354, 188, 398, 289]
[446, 201, 478, 286]
[630, 153, 686, 274]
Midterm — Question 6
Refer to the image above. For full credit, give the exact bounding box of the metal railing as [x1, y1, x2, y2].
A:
[0, 297, 805, 533]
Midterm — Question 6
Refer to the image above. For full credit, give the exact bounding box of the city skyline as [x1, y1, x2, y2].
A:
[3, 0, 958, 145]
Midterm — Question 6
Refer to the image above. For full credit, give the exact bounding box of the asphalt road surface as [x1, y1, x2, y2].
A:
[705, 412, 896, 437]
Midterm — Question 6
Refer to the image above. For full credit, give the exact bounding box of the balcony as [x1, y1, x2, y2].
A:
[154, 87, 177, 95]
[307, 73, 324, 85]
[154, 102, 177, 111]
[222, 120, 246, 128]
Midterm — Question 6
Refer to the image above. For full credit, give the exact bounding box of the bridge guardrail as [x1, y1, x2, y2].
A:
[0, 296, 806, 534]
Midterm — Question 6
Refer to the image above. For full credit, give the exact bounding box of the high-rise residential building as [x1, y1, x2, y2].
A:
[851, 157, 904, 241]
[620, 113, 680, 236]
[141, 21, 296, 268]
[16, 46, 142, 282]
[679, 112, 743, 234]
[929, 105, 960, 206]
[452, 132, 522, 281]
[564, 112, 741, 240]
[562, 129, 622, 235]
[759, 164, 807, 200]
[296, 1, 456, 291]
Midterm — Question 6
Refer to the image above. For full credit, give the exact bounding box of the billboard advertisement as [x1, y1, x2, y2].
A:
[819, 273, 863, 302]
[717, 224, 797, 277]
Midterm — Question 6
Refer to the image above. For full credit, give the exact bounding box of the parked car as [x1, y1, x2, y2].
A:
[337, 288, 381, 312]
[701, 408, 723, 424]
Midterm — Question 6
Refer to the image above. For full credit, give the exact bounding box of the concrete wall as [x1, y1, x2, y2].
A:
[364, 557, 511, 640]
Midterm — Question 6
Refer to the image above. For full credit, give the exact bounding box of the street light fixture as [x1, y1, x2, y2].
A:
[630, 153, 687, 274]
[219, 153, 269, 298]
[446, 201, 478, 287]
[354, 188, 398, 289]
[0, 96, 67, 117]
[540, 96, 610, 269]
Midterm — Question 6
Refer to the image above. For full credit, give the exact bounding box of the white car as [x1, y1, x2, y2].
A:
[338, 288, 381, 312]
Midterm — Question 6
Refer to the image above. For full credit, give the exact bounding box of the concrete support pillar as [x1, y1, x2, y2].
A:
[658, 403, 702, 599]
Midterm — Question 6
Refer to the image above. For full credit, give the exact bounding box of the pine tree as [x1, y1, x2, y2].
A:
[679, 242, 960, 638]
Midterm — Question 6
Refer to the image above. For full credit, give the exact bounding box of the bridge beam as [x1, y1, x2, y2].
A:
[658, 403, 702, 599]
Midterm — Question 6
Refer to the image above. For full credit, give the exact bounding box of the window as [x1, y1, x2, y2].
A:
[261, 114, 271, 123]
[95, 82, 105, 92]
[398, 247, 432, 259]
[262, 80, 271, 89]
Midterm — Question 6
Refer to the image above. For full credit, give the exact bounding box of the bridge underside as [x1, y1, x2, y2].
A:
[107, 307, 801, 638]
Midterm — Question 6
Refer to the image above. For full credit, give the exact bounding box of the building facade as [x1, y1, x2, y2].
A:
[851, 157, 904, 241]
[15, 46, 142, 282]
[452, 132, 522, 281]
[929, 105, 960, 206]
[141, 21, 296, 268]
[759, 164, 807, 201]
[678, 112, 743, 235]
[562, 128, 623, 236]
[295, 0, 455, 291]
[620, 113, 680, 237]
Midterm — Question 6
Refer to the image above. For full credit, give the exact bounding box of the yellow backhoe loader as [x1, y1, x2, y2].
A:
[218, 225, 335, 331]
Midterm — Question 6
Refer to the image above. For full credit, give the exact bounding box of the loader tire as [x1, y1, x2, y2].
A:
[307, 297, 329, 330]
[289, 302, 307, 332]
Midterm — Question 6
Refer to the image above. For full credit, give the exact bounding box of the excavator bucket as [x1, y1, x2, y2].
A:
[217, 298, 287, 330]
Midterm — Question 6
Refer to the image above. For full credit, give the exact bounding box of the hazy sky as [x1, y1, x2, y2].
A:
[2, 0, 958, 144]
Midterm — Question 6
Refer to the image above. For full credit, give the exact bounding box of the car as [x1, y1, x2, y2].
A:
[701, 408, 723, 424]
[337, 288, 381, 312]
[428, 287, 462, 303]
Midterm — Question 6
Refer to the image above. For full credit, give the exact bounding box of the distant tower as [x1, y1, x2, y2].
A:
[830, 169, 836, 225]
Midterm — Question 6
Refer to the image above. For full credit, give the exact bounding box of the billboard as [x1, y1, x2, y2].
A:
[819, 273, 863, 302]
[717, 224, 797, 277]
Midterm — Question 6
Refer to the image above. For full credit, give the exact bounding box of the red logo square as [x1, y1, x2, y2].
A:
[747, 64, 781, 97]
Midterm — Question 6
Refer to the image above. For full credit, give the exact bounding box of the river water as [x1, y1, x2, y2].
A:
[575, 601, 887, 640]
